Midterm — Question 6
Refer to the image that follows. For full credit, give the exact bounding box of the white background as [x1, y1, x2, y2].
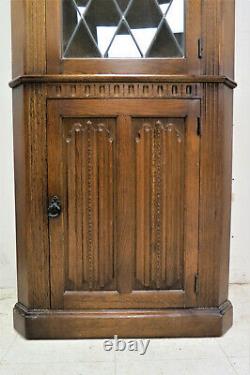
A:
[0, 0, 249, 288]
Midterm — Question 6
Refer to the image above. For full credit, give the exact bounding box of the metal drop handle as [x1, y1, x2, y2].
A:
[48, 196, 61, 218]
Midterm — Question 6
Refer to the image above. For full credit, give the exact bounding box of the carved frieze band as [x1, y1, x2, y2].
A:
[47, 82, 201, 99]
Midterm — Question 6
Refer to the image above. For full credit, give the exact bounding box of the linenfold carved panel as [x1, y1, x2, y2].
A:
[63, 118, 115, 291]
[134, 118, 185, 290]
[47, 82, 201, 99]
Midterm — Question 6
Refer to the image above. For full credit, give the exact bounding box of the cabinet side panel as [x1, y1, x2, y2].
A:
[218, 0, 235, 79]
[12, 86, 28, 305]
[199, 84, 233, 306]
[218, 85, 233, 303]
[202, 0, 235, 79]
[25, 84, 50, 308]
[202, 0, 220, 75]
[11, 0, 46, 76]
[11, 0, 25, 77]
[13, 84, 50, 308]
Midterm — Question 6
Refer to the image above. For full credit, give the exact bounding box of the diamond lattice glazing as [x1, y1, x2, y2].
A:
[62, 0, 185, 58]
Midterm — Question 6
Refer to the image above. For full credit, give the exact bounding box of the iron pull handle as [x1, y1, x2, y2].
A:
[48, 196, 61, 218]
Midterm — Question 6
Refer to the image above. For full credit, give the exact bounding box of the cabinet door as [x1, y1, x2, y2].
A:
[46, 0, 201, 74]
[47, 99, 200, 309]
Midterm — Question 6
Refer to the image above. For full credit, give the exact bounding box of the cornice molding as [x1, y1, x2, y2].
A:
[9, 74, 237, 89]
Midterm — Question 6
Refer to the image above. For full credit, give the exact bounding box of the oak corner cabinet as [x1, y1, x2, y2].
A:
[10, 0, 236, 339]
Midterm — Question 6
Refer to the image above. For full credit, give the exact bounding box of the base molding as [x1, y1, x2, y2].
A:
[13, 301, 233, 339]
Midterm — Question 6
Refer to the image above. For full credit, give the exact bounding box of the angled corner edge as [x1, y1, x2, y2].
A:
[13, 300, 233, 339]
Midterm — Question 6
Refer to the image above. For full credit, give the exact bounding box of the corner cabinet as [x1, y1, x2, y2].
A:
[11, 0, 236, 339]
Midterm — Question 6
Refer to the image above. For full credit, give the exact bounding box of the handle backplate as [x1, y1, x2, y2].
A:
[48, 196, 61, 218]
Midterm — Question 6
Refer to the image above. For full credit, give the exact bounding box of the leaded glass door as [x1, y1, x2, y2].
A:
[46, 0, 201, 74]
[62, 0, 185, 58]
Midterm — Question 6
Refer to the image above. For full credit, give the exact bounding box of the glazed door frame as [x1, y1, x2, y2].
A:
[47, 98, 200, 310]
[46, 0, 202, 74]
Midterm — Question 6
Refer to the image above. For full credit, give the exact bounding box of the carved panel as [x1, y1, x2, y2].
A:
[63, 118, 115, 291]
[47, 82, 201, 99]
[134, 118, 185, 290]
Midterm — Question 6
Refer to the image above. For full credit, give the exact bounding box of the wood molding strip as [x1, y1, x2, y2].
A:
[13, 300, 233, 339]
[9, 74, 237, 89]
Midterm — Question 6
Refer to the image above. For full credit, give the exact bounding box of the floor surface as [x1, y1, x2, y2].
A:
[0, 284, 249, 375]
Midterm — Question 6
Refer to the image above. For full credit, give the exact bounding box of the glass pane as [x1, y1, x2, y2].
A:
[85, 0, 120, 52]
[107, 22, 141, 58]
[126, 0, 162, 55]
[74, 0, 89, 18]
[64, 20, 101, 57]
[62, 0, 185, 58]
[146, 20, 183, 57]
[157, 0, 171, 15]
[166, 0, 184, 33]
[62, 0, 79, 51]
[116, 0, 130, 12]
